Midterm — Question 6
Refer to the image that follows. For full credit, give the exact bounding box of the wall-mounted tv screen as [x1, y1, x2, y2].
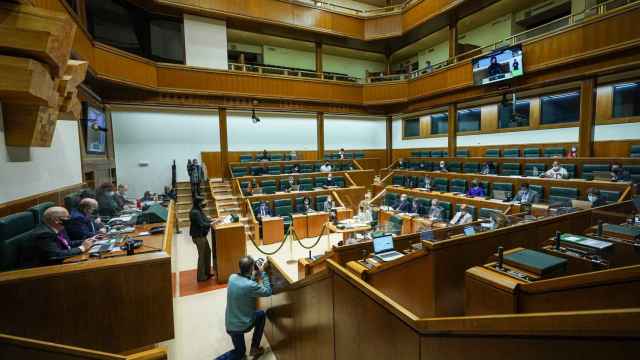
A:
[84, 103, 107, 155]
[472, 45, 523, 86]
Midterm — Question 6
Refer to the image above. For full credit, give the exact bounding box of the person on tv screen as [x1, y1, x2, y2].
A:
[487, 56, 503, 77]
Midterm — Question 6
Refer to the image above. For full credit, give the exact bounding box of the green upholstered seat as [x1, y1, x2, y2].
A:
[387, 215, 403, 235]
[231, 167, 248, 177]
[392, 176, 405, 186]
[442, 151, 449, 157]
[344, 153, 354, 159]
[28, 202, 55, 225]
[354, 151, 365, 159]
[0, 229, 37, 271]
[485, 149, 500, 157]
[420, 151, 431, 157]
[549, 187, 579, 204]
[523, 147, 540, 158]
[274, 205, 293, 231]
[561, 164, 576, 178]
[239, 154, 253, 163]
[411, 151, 420, 157]
[448, 162, 462, 173]
[438, 201, 452, 220]
[274, 199, 292, 208]
[524, 163, 546, 177]
[463, 162, 480, 173]
[315, 195, 329, 211]
[334, 176, 345, 187]
[261, 179, 276, 187]
[600, 190, 621, 203]
[300, 164, 314, 173]
[384, 193, 399, 207]
[479, 208, 494, 219]
[323, 153, 333, 160]
[433, 178, 448, 192]
[450, 179, 467, 193]
[631, 145, 640, 158]
[456, 149, 470, 157]
[431, 150, 444, 158]
[270, 154, 283, 161]
[543, 147, 565, 158]
[581, 164, 610, 180]
[267, 166, 281, 175]
[299, 178, 313, 191]
[529, 185, 545, 202]
[625, 165, 640, 183]
[500, 163, 521, 176]
[503, 148, 520, 158]
[0, 212, 35, 243]
[315, 177, 328, 187]
[295, 197, 306, 212]
[262, 186, 277, 194]
[492, 183, 514, 198]
[283, 165, 293, 174]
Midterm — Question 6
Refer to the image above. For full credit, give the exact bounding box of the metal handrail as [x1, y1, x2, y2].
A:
[282, 0, 416, 17]
[228, 62, 363, 83]
[368, 0, 639, 83]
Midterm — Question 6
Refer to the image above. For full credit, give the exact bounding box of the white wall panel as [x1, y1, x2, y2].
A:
[184, 14, 228, 70]
[392, 118, 448, 149]
[227, 111, 317, 151]
[594, 123, 640, 141]
[324, 116, 386, 150]
[457, 127, 580, 147]
[111, 108, 219, 197]
[0, 107, 82, 203]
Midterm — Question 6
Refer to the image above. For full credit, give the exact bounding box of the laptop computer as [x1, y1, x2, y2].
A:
[372, 235, 404, 262]
[592, 171, 612, 181]
[493, 190, 511, 201]
[420, 230, 434, 241]
[571, 199, 592, 209]
[463, 226, 476, 236]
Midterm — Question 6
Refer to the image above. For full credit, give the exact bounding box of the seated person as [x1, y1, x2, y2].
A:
[437, 160, 448, 173]
[358, 192, 373, 221]
[480, 161, 495, 175]
[338, 148, 346, 160]
[323, 195, 335, 212]
[417, 162, 426, 170]
[320, 162, 333, 173]
[426, 199, 444, 221]
[409, 199, 425, 215]
[285, 175, 298, 191]
[610, 163, 626, 181]
[397, 158, 407, 169]
[587, 188, 607, 207]
[115, 184, 133, 209]
[422, 175, 433, 191]
[298, 197, 314, 213]
[140, 191, 156, 209]
[450, 204, 473, 226]
[291, 164, 301, 173]
[65, 198, 105, 241]
[96, 183, 120, 217]
[467, 179, 485, 197]
[259, 149, 270, 162]
[403, 176, 415, 188]
[325, 173, 336, 187]
[513, 183, 539, 204]
[255, 201, 272, 238]
[33, 207, 95, 266]
[253, 164, 268, 176]
[544, 161, 569, 179]
[393, 194, 412, 212]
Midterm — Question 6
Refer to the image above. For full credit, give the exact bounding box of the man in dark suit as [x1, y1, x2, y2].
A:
[513, 183, 540, 204]
[33, 207, 94, 266]
[394, 194, 411, 212]
[256, 201, 272, 239]
[65, 198, 105, 242]
[190, 196, 217, 281]
[410, 199, 424, 215]
[325, 173, 336, 187]
[96, 183, 120, 218]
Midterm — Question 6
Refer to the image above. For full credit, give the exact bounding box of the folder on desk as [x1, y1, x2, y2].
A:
[603, 224, 640, 241]
[503, 249, 567, 277]
[560, 234, 613, 252]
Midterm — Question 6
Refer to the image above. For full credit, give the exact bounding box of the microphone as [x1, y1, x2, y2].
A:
[597, 220, 604, 237]
[555, 230, 561, 250]
[497, 246, 504, 270]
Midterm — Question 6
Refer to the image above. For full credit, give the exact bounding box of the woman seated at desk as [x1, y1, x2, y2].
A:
[285, 175, 298, 191]
[467, 179, 485, 197]
[297, 197, 314, 213]
[420, 175, 432, 190]
[426, 199, 444, 221]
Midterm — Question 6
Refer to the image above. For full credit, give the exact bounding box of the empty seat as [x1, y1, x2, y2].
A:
[433, 178, 448, 192]
[625, 165, 640, 183]
[344, 153, 354, 159]
[274, 200, 293, 231]
[478, 208, 494, 219]
[523, 147, 540, 158]
[485, 149, 500, 157]
[456, 149, 470, 157]
[392, 176, 405, 186]
[463, 162, 480, 173]
[543, 147, 565, 158]
[283, 165, 293, 174]
[262, 186, 277, 194]
[549, 187, 579, 204]
[500, 163, 521, 176]
[442, 151, 449, 157]
[411, 151, 420, 157]
[448, 162, 462, 173]
[0, 212, 35, 243]
[581, 164, 610, 180]
[267, 166, 281, 175]
[524, 163, 546, 177]
[334, 176, 345, 187]
[354, 151, 365, 159]
[0, 213, 37, 271]
[384, 193, 399, 207]
[315, 195, 329, 211]
[502, 148, 520, 158]
[438, 201, 452, 220]
[450, 179, 467, 193]
[260, 179, 276, 187]
[299, 178, 313, 191]
[300, 164, 314, 173]
[420, 151, 431, 158]
[431, 150, 444, 158]
[600, 190, 621, 203]
[630, 145, 640, 158]
[529, 185, 545, 202]
[239, 154, 253, 163]
[315, 176, 328, 187]
[562, 163, 577, 178]
[231, 167, 248, 177]
[270, 154, 283, 161]
[492, 183, 514, 199]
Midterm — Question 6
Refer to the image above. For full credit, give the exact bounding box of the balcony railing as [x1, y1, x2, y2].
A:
[227, 63, 363, 83]
[283, 0, 418, 17]
[367, 0, 640, 83]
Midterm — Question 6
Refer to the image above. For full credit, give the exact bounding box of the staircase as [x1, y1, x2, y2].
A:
[209, 179, 255, 240]
[176, 181, 215, 227]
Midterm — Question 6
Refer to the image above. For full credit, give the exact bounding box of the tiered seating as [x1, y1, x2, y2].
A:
[543, 147, 565, 157]
[456, 149, 470, 157]
[549, 187, 579, 204]
[523, 147, 540, 158]
[485, 149, 500, 157]
[581, 163, 610, 180]
[499, 163, 520, 176]
[502, 148, 520, 158]
[630, 145, 640, 158]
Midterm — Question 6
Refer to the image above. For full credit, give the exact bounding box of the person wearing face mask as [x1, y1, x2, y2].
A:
[325, 173, 336, 187]
[610, 163, 626, 181]
[33, 207, 94, 266]
[513, 183, 539, 204]
[359, 192, 373, 221]
[65, 198, 106, 242]
[450, 204, 473, 225]
[323, 195, 334, 212]
[427, 199, 444, 221]
[320, 161, 332, 173]
[587, 188, 607, 207]
[438, 161, 448, 173]
[544, 161, 569, 179]
[97, 183, 120, 217]
[481, 161, 495, 175]
[467, 179, 485, 197]
[190, 196, 221, 281]
[285, 175, 298, 192]
[422, 175, 432, 191]
[394, 194, 411, 212]
[115, 184, 133, 209]
[299, 196, 313, 213]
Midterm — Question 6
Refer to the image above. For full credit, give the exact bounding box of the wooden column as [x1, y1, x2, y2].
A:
[315, 42, 323, 75]
[448, 12, 458, 61]
[386, 116, 393, 166]
[448, 103, 457, 157]
[219, 108, 229, 178]
[578, 78, 596, 157]
[317, 111, 324, 160]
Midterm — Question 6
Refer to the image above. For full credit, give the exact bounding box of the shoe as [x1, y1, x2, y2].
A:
[249, 346, 265, 358]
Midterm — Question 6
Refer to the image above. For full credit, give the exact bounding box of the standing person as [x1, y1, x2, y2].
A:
[190, 196, 216, 281]
[217, 256, 271, 360]
[191, 159, 203, 197]
[114, 184, 132, 209]
[187, 159, 194, 183]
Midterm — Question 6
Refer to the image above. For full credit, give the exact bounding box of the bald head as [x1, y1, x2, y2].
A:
[43, 207, 69, 229]
[239, 256, 255, 276]
[79, 198, 98, 213]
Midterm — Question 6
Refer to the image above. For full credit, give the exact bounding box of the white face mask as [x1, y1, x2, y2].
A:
[588, 195, 596, 202]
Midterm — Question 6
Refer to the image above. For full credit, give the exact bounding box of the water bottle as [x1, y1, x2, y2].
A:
[532, 167, 538, 177]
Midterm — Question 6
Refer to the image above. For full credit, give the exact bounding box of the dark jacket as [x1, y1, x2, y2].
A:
[591, 197, 607, 207]
[256, 205, 272, 220]
[97, 193, 119, 217]
[32, 224, 83, 266]
[190, 207, 212, 238]
[394, 200, 411, 212]
[65, 208, 102, 241]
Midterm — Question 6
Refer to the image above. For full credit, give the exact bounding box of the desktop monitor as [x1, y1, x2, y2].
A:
[420, 230, 434, 241]
[373, 235, 394, 254]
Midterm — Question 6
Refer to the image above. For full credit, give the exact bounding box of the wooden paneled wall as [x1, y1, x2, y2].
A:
[0, 183, 85, 218]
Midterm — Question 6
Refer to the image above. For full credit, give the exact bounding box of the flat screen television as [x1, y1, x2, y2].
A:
[472, 45, 523, 85]
[83, 103, 107, 155]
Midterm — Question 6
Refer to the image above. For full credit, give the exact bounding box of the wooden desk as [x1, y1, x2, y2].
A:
[326, 222, 371, 243]
[411, 217, 448, 233]
[379, 210, 413, 235]
[307, 212, 330, 237]
[292, 214, 308, 239]
[214, 222, 247, 282]
[335, 207, 353, 221]
[262, 216, 284, 245]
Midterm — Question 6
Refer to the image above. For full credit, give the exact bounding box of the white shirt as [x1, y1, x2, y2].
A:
[320, 165, 332, 173]
[450, 212, 473, 225]
[545, 167, 568, 179]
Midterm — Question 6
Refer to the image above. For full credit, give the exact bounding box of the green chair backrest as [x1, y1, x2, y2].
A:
[274, 199, 292, 207]
[523, 147, 540, 158]
[239, 154, 253, 162]
[485, 149, 500, 157]
[599, 190, 621, 203]
[502, 148, 520, 158]
[543, 147, 565, 157]
[463, 163, 479, 173]
[261, 179, 276, 187]
[28, 202, 55, 224]
[456, 149, 470, 157]
[0, 212, 36, 243]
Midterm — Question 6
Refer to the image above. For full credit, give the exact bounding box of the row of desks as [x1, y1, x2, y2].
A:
[260, 208, 354, 245]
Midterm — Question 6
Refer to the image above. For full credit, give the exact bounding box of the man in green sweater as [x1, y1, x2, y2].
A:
[218, 256, 272, 359]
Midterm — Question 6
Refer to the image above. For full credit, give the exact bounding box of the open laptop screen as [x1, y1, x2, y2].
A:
[373, 235, 394, 254]
[464, 226, 476, 236]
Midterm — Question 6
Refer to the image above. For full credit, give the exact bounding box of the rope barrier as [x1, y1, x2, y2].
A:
[294, 222, 328, 250]
[246, 216, 329, 255]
